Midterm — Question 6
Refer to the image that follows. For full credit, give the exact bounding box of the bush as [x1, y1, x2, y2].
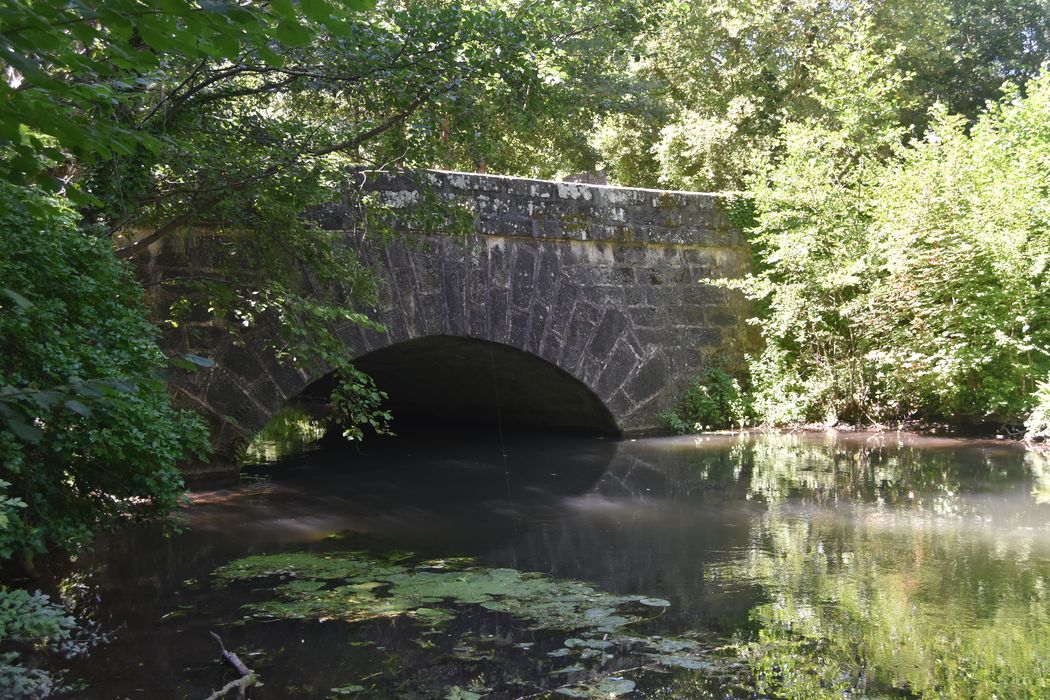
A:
[0, 589, 99, 699]
[742, 59, 1050, 428]
[664, 368, 750, 433]
[0, 184, 208, 560]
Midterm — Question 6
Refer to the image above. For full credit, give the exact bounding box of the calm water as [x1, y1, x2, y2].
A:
[62, 431, 1050, 698]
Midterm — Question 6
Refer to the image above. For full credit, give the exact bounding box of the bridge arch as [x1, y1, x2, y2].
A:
[304, 335, 619, 435]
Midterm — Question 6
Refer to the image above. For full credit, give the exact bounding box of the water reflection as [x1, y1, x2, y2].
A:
[65, 431, 1050, 698]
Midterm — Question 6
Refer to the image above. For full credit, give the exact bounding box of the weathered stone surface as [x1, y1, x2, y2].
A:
[146, 169, 753, 472]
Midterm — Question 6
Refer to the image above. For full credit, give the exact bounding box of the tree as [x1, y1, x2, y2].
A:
[740, 56, 1050, 427]
[591, 0, 1050, 191]
[0, 0, 654, 539]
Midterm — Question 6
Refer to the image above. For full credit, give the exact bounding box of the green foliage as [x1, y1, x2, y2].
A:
[0, 588, 97, 699]
[243, 407, 328, 463]
[0, 0, 377, 193]
[0, 184, 208, 558]
[331, 363, 393, 442]
[663, 368, 749, 433]
[741, 51, 1050, 427]
[593, 0, 1050, 191]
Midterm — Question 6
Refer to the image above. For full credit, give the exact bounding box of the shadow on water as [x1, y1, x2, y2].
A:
[59, 430, 1050, 699]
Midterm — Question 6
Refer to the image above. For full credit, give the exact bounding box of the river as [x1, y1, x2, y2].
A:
[64, 430, 1050, 698]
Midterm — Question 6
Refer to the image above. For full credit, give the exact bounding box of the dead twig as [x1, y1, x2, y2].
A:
[204, 631, 258, 700]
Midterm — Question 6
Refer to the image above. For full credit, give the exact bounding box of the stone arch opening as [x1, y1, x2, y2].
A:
[302, 335, 621, 437]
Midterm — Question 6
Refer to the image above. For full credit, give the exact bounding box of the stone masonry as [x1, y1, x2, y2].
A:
[147, 170, 752, 473]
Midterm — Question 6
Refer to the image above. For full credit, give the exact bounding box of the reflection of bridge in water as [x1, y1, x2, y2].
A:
[145, 170, 751, 473]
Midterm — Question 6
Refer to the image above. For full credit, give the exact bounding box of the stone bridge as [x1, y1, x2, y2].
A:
[146, 170, 751, 472]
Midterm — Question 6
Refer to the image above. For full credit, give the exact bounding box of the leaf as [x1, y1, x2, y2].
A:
[3, 416, 43, 444]
[0, 288, 32, 310]
[170, 354, 214, 371]
[269, 0, 295, 18]
[300, 0, 331, 23]
[273, 20, 313, 47]
[137, 22, 173, 51]
[64, 400, 92, 417]
[595, 678, 635, 697]
[638, 597, 671, 607]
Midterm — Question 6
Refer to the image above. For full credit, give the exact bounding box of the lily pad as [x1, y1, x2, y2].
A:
[649, 653, 714, 670]
[595, 678, 636, 696]
[638, 597, 671, 607]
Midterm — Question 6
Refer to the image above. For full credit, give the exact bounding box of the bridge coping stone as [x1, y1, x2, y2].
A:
[311, 169, 743, 249]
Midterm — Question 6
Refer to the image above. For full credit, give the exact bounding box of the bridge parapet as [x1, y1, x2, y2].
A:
[318, 169, 742, 249]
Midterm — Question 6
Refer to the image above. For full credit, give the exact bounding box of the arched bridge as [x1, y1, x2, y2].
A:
[146, 170, 751, 473]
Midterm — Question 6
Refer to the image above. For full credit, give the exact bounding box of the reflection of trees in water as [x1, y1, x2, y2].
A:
[1027, 449, 1050, 503]
[718, 433, 1050, 698]
[59, 433, 1050, 697]
[485, 439, 766, 633]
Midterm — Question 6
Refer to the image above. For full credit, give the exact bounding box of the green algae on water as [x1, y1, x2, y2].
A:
[211, 549, 733, 696]
[213, 550, 651, 631]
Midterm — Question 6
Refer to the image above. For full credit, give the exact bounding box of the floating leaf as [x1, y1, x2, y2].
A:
[638, 597, 671, 607]
[595, 678, 636, 696]
[648, 653, 714, 671]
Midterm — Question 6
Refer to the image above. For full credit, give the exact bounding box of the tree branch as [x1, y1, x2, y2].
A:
[114, 91, 432, 259]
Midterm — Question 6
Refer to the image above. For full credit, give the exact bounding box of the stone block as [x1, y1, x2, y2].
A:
[594, 341, 638, 399]
[415, 251, 442, 293]
[442, 265, 466, 334]
[588, 309, 628, 360]
[487, 241, 510, 287]
[559, 303, 599, 372]
[708, 309, 738, 327]
[535, 247, 560, 302]
[206, 371, 265, 427]
[538, 333, 563, 366]
[420, 293, 446, 335]
[508, 308, 530, 349]
[487, 286, 510, 342]
[267, 360, 309, 399]
[628, 305, 664, 328]
[547, 283, 579, 338]
[679, 304, 706, 324]
[250, 376, 284, 413]
[684, 284, 726, 305]
[511, 247, 537, 309]
[468, 303, 487, 338]
[220, 343, 266, 385]
[526, 300, 550, 353]
[624, 353, 668, 403]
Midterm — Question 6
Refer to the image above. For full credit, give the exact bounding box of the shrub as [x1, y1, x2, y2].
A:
[664, 368, 750, 433]
[0, 184, 208, 559]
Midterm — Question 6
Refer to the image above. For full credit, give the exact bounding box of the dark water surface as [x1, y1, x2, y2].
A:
[64, 432, 1050, 698]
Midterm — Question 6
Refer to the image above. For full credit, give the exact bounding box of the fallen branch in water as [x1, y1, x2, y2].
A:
[204, 631, 259, 700]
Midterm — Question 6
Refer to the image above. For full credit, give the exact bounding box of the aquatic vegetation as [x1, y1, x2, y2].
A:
[213, 549, 728, 696]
